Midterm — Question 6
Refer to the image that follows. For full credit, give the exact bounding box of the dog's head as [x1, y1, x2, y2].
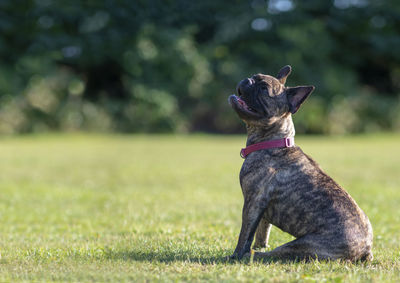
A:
[229, 66, 314, 125]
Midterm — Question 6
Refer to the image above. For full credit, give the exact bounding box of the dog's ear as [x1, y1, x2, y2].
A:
[276, 65, 292, 84]
[286, 86, 315, 114]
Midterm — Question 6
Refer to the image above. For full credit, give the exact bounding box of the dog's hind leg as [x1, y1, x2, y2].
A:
[253, 234, 337, 262]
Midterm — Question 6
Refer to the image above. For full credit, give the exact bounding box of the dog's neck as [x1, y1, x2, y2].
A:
[246, 115, 295, 146]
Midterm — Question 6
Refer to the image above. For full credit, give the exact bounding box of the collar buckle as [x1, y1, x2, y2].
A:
[284, 137, 294, 147]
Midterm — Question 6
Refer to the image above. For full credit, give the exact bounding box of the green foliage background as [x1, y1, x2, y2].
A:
[1, 0, 400, 134]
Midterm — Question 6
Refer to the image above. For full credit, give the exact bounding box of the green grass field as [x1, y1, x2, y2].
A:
[0, 134, 399, 282]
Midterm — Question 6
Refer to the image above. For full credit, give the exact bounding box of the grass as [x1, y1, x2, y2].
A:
[0, 133, 399, 282]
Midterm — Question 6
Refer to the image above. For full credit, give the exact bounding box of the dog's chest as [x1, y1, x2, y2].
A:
[239, 154, 278, 199]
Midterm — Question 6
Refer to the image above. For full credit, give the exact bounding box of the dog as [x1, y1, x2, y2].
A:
[228, 65, 373, 262]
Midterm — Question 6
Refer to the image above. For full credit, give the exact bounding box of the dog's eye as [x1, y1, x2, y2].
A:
[261, 85, 268, 91]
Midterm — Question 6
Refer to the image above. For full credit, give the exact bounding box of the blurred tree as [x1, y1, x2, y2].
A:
[0, 0, 399, 134]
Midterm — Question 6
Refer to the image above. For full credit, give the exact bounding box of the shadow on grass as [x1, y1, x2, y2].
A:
[105, 249, 235, 264]
[104, 249, 290, 265]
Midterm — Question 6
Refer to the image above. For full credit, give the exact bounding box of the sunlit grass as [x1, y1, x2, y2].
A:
[0, 133, 399, 282]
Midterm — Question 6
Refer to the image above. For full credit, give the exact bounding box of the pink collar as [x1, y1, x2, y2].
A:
[240, 137, 295, 158]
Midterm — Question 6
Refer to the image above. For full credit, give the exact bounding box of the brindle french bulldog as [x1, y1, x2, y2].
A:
[228, 65, 373, 261]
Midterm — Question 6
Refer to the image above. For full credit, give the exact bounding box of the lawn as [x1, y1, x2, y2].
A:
[0, 133, 399, 282]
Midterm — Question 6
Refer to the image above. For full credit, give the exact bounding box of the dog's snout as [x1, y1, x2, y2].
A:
[236, 78, 254, 96]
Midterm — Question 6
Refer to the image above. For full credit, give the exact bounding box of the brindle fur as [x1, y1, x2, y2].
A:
[228, 66, 373, 262]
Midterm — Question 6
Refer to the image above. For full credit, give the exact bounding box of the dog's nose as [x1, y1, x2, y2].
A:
[243, 78, 255, 86]
[237, 78, 254, 96]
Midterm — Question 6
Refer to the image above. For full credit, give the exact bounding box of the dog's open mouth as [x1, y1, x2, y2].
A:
[229, 94, 259, 116]
[236, 96, 254, 112]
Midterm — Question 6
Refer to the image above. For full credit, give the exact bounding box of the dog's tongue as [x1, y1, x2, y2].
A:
[237, 96, 248, 108]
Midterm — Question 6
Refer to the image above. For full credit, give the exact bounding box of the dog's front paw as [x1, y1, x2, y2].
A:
[226, 251, 248, 261]
[226, 253, 239, 261]
[242, 251, 251, 258]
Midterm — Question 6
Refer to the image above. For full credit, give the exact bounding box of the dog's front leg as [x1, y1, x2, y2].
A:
[231, 197, 266, 259]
